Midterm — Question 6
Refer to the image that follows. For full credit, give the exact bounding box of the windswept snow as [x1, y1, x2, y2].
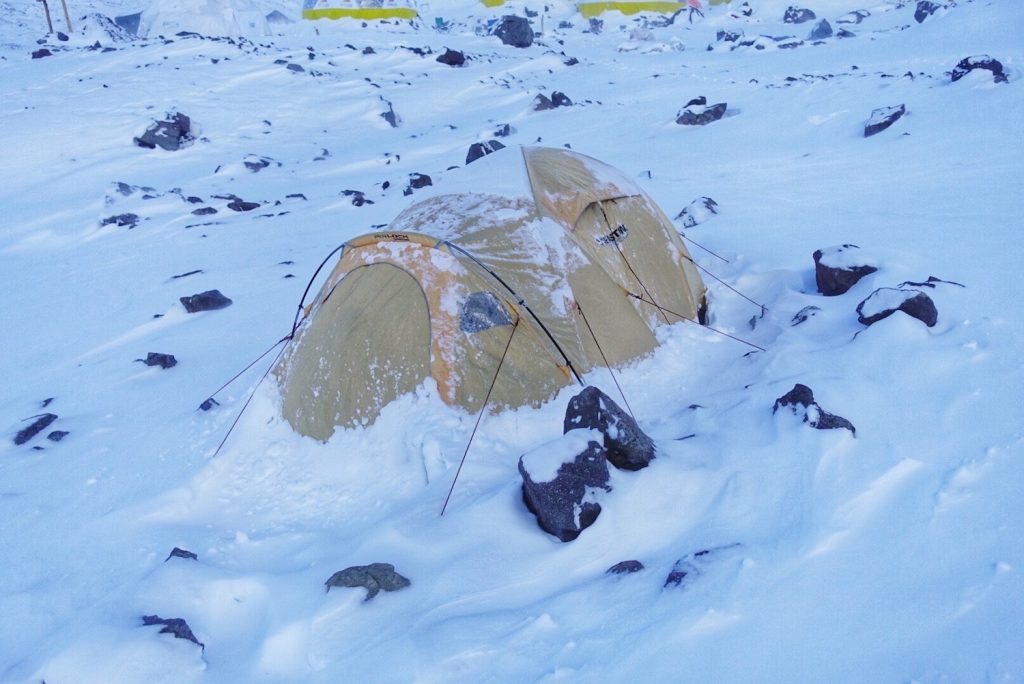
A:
[1, 0, 1023, 682]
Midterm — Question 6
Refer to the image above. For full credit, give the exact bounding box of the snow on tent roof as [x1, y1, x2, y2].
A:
[138, 0, 270, 37]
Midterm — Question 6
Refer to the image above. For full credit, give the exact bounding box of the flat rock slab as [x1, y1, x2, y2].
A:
[180, 290, 232, 313]
[864, 104, 906, 137]
[14, 413, 58, 445]
[142, 615, 204, 651]
[857, 287, 938, 327]
[325, 563, 410, 600]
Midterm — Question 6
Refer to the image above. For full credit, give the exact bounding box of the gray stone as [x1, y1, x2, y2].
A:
[519, 437, 611, 542]
[180, 290, 232, 313]
[436, 48, 465, 66]
[564, 386, 656, 471]
[813, 244, 878, 296]
[856, 288, 938, 327]
[914, 1, 941, 23]
[134, 113, 194, 151]
[494, 15, 534, 48]
[809, 19, 833, 40]
[324, 563, 410, 600]
[864, 104, 906, 137]
[141, 615, 204, 651]
[466, 140, 505, 164]
[607, 560, 644, 575]
[139, 352, 177, 369]
[950, 55, 1007, 84]
[14, 413, 58, 445]
[783, 6, 816, 23]
[676, 102, 727, 126]
[773, 384, 856, 435]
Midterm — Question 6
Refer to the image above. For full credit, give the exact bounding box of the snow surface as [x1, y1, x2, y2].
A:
[2, 0, 1023, 682]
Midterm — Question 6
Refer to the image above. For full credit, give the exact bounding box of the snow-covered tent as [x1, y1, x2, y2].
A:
[301, 0, 417, 21]
[577, 0, 730, 19]
[274, 146, 707, 438]
[138, 0, 270, 37]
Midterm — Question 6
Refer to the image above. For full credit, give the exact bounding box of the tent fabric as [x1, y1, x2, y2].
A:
[274, 146, 706, 439]
[302, 0, 417, 21]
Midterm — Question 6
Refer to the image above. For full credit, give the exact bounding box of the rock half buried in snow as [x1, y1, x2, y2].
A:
[564, 386, 655, 471]
[13, 413, 58, 445]
[436, 48, 465, 66]
[134, 112, 195, 151]
[180, 290, 232, 313]
[519, 431, 611, 542]
[783, 6, 816, 23]
[914, 0, 941, 23]
[856, 288, 938, 327]
[813, 244, 877, 296]
[533, 91, 573, 111]
[808, 19, 833, 40]
[773, 384, 856, 435]
[676, 100, 727, 126]
[138, 352, 177, 369]
[466, 140, 505, 165]
[675, 196, 719, 228]
[607, 560, 645, 575]
[494, 15, 534, 48]
[324, 563, 410, 601]
[950, 55, 1007, 84]
[141, 615, 204, 651]
[864, 104, 906, 137]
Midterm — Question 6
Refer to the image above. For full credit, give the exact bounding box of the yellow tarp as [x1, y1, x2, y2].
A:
[302, 7, 417, 20]
[578, 1, 688, 18]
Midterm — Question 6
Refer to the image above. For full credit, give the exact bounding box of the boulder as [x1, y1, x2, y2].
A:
[914, 0, 941, 23]
[494, 15, 534, 48]
[141, 615, 204, 651]
[950, 55, 1007, 84]
[165, 547, 198, 562]
[180, 289, 232, 313]
[773, 384, 856, 435]
[836, 9, 869, 24]
[808, 19, 832, 40]
[466, 140, 505, 165]
[813, 244, 878, 296]
[13, 413, 58, 445]
[864, 104, 906, 137]
[564, 386, 655, 471]
[404, 173, 433, 195]
[227, 198, 260, 211]
[533, 91, 573, 111]
[436, 48, 465, 66]
[675, 196, 719, 228]
[101, 213, 140, 229]
[133, 113, 195, 151]
[676, 101, 727, 126]
[856, 288, 938, 327]
[325, 563, 410, 600]
[607, 560, 645, 575]
[519, 432, 611, 542]
[32, 49, 53, 59]
[341, 189, 373, 206]
[783, 6, 816, 23]
[139, 352, 177, 369]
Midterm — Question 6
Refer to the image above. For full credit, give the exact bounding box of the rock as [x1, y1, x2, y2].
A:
[519, 432, 611, 542]
[192, 206, 217, 216]
[716, 30, 742, 43]
[324, 563, 410, 600]
[408, 172, 432, 190]
[813, 244, 878, 296]
[564, 386, 656, 471]
[165, 547, 198, 562]
[864, 104, 906, 137]
[675, 197, 719, 228]
[493, 123, 515, 137]
[133, 113, 195, 151]
[808, 19, 833, 40]
[286, 63, 305, 73]
[533, 91, 573, 111]
[436, 48, 465, 66]
[141, 615, 204, 651]
[791, 305, 821, 326]
[773, 384, 856, 435]
[14, 413, 58, 445]
[676, 101, 727, 126]
[466, 140, 505, 165]
[914, 0, 941, 23]
[950, 55, 1007, 84]
[783, 6, 816, 24]
[836, 9, 869, 24]
[180, 289, 232, 313]
[227, 198, 260, 211]
[341, 189, 374, 206]
[101, 213, 140, 229]
[607, 560, 645, 575]
[47, 430, 69, 442]
[243, 155, 276, 172]
[494, 15, 534, 48]
[380, 98, 400, 127]
[664, 560, 696, 587]
[856, 288, 938, 327]
[139, 352, 177, 369]
[115, 12, 142, 35]
[199, 397, 220, 411]
[31, 49, 53, 59]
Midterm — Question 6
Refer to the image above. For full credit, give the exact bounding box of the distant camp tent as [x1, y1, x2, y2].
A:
[138, 0, 270, 37]
[302, 0, 417, 21]
[274, 146, 706, 439]
[577, 0, 729, 18]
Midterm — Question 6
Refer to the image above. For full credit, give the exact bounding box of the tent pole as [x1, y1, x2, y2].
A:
[58, 0, 72, 32]
[38, 0, 54, 34]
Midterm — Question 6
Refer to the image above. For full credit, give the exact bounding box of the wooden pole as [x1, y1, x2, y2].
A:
[38, 0, 54, 34]
[58, 0, 72, 33]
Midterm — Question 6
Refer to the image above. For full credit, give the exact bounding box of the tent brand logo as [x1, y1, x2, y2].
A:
[374, 233, 411, 242]
[596, 224, 628, 245]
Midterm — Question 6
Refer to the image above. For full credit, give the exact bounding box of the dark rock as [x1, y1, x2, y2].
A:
[950, 55, 1007, 84]
[180, 289, 232, 313]
[41, 398, 54, 408]
[114, 12, 142, 35]
[564, 386, 656, 471]
[227, 198, 260, 211]
[684, 95, 707, 108]
[133, 113, 194, 151]
[192, 206, 217, 216]
[47, 430, 69, 442]
[836, 9, 869, 24]
[519, 436, 611, 542]
[914, 1, 941, 23]
[199, 397, 220, 411]
[14, 413, 58, 445]
[466, 140, 505, 165]
[837, 28, 856, 38]
[675, 197, 719, 228]
[864, 104, 906, 137]
[286, 63, 305, 72]
[101, 213, 140, 229]
[165, 547, 198, 562]
[243, 155, 276, 172]
[494, 15, 534, 48]
[57, 31, 69, 40]
[324, 563, 410, 600]
[493, 123, 514, 137]
[813, 244, 878, 296]
[716, 30, 742, 43]
[676, 101, 727, 126]
[32, 49, 52, 59]
[773, 384, 856, 435]
[380, 98, 400, 127]
[564, 57, 579, 66]
[139, 352, 177, 369]
[533, 91, 573, 111]
[607, 560, 644, 575]
[408, 172, 432, 190]
[809, 19, 833, 40]
[897, 276, 965, 289]
[783, 6, 816, 23]
[856, 288, 938, 327]
[664, 563, 694, 588]
[141, 615, 204, 651]
[791, 305, 821, 326]
[341, 189, 374, 206]
[436, 48, 465, 66]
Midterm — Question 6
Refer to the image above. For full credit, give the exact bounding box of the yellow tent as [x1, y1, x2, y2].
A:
[274, 146, 706, 439]
[578, 0, 730, 18]
[302, 0, 417, 21]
